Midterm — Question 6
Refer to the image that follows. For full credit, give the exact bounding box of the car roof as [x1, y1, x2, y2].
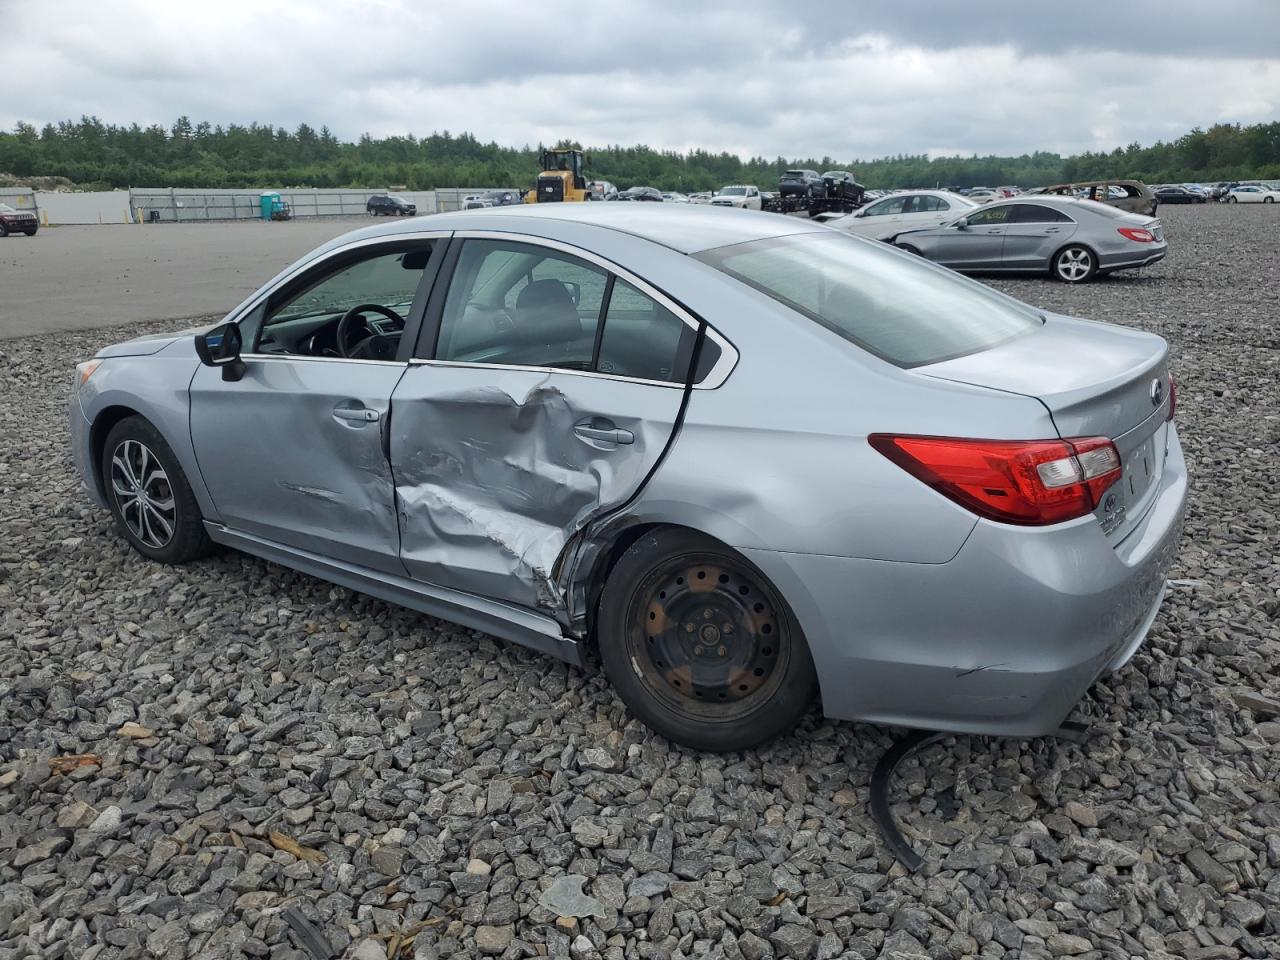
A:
[347, 202, 826, 254]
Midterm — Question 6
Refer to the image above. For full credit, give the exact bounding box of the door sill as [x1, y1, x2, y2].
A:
[204, 522, 584, 667]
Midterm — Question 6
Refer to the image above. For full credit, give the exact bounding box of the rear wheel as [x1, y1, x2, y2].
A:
[598, 528, 816, 752]
[1053, 244, 1097, 284]
[1266, 197, 1275, 204]
[101, 416, 212, 564]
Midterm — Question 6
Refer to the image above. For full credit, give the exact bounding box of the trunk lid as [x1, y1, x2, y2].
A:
[919, 314, 1173, 541]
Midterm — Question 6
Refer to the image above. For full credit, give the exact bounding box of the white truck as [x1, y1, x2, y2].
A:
[709, 185, 763, 210]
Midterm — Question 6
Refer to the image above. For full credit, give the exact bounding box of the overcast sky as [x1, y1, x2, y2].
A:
[5, 0, 1278, 160]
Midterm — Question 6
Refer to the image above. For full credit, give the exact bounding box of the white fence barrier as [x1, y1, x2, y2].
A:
[0, 186, 522, 225]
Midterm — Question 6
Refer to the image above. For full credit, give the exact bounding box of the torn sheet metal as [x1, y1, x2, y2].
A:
[389, 364, 683, 615]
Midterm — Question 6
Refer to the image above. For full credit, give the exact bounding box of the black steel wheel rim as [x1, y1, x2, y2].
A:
[625, 553, 788, 720]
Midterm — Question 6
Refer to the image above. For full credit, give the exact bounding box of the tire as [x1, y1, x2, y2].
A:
[0, 223, 7, 237]
[24, 228, 37, 236]
[101, 416, 212, 564]
[597, 528, 816, 752]
[1266, 197, 1275, 204]
[1229, 196, 1237, 204]
[1052, 244, 1097, 284]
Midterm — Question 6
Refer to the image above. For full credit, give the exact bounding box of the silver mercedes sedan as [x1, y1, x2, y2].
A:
[69, 204, 1186, 751]
[889, 195, 1167, 283]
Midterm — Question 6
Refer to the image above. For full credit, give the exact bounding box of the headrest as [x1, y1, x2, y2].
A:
[514, 279, 582, 343]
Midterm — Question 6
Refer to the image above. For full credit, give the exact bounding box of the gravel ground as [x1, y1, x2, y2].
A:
[2, 202, 1278, 960]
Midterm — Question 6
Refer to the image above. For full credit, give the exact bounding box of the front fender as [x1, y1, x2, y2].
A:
[78, 341, 218, 522]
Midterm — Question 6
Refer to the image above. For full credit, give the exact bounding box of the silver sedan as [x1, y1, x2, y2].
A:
[70, 204, 1186, 751]
[889, 195, 1167, 282]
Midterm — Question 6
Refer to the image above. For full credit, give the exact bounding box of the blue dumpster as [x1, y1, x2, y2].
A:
[259, 192, 290, 221]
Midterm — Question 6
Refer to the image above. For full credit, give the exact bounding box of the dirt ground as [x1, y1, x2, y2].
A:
[0, 217, 388, 340]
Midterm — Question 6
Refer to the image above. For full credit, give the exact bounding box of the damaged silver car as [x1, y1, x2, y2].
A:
[70, 205, 1186, 751]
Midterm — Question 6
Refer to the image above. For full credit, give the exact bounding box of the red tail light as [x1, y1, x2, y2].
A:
[869, 434, 1123, 526]
[1117, 226, 1155, 243]
[1167, 375, 1176, 421]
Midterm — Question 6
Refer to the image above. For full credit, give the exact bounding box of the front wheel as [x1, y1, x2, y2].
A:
[1265, 197, 1275, 204]
[1053, 245, 1097, 284]
[0, 223, 7, 237]
[1229, 196, 1238, 203]
[101, 416, 212, 564]
[598, 528, 816, 752]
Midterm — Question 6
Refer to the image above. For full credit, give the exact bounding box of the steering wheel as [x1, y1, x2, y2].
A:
[335, 303, 404, 359]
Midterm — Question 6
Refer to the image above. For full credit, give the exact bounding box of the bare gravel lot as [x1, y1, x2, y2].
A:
[0, 216, 377, 340]
[1, 203, 1278, 959]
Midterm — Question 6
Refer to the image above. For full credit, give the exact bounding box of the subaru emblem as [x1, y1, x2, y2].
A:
[1150, 378, 1164, 407]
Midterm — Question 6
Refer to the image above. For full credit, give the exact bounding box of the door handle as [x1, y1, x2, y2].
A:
[574, 419, 634, 444]
[333, 405, 379, 423]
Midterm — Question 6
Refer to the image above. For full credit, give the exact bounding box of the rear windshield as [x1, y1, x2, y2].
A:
[783, 171, 808, 178]
[695, 233, 1042, 368]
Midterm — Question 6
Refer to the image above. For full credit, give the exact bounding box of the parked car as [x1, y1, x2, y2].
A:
[367, 194, 416, 216]
[891, 196, 1166, 283]
[482, 190, 522, 207]
[964, 189, 1003, 204]
[1036, 180, 1157, 217]
[1153, 186, 1205, 204]
[617, 186, 664, 202]
[688, 192, 713, 204]
[588, 180, 619, 201]
[709, 185, 763, 210]
[829, 190, 976, 240]
[820, 171, 865, 211]
[660, 192, 692, 203]
[778, 169, 823, 198]
[1226, 184, 1280, 204]
[0, 202, 38, 236]
[71, 204, 1185, 751]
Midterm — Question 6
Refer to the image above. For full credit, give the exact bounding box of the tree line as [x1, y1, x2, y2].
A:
[2, 116, 1278, 193]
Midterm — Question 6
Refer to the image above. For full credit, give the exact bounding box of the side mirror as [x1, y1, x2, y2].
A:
[195, 322, 245, 381]
[955, 218, 970, 230]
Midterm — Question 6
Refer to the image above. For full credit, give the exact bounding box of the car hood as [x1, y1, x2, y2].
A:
[96, 324, 213, 358]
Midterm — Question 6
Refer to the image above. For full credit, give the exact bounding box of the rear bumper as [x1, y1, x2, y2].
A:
[1100, 246, 1167, 272]
[745, 424, 1187, 737]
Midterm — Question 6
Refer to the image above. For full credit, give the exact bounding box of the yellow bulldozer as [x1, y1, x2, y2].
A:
[524, 148, 590, 203]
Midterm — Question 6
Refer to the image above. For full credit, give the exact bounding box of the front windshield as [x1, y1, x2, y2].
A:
[695, 233, 1041, 368]
[0, 203, 15, 213]
[720, 187, 747, 196]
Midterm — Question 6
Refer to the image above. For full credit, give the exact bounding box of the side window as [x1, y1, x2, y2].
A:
[435, 239, 605, 370]
[1010, 204, 1071, 223]
[867, 196, 907, 216]
[256, 245, 431, 357]
[967, 206, 1011, 225]
[596, 280, 695, 384]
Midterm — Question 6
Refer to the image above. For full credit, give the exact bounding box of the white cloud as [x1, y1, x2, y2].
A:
[3, 0, 1278, 161]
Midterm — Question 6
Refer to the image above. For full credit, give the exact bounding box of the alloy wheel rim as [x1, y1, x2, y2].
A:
[110, 439, 176, 548]
[629, 556, 785, 718]
[1058, 248, 1091, 281]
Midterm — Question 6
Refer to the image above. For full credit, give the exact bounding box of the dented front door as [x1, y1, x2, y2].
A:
[190, 357, 407, 573]
[388, 365, 683, 611]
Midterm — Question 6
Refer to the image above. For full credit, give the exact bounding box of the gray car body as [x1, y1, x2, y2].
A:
[70, 204, 1186, 737]
[892, 195, 1167, 275]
